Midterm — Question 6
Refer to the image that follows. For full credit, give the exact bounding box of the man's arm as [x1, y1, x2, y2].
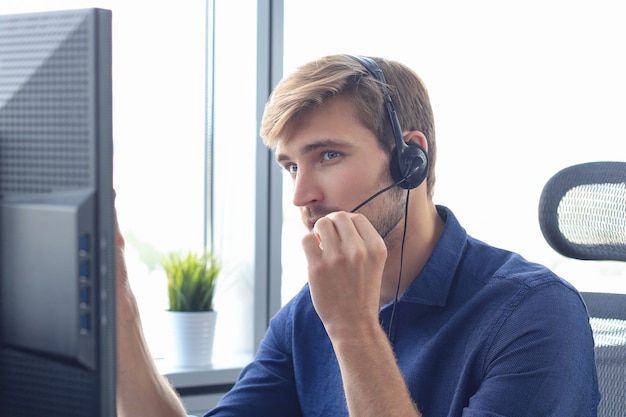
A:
[303, 212, 421, 417]
[330, 321, 421, 417]
[115, 211, 188, 417]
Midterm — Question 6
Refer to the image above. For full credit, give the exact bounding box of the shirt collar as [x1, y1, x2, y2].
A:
[401, 206, 467, 306]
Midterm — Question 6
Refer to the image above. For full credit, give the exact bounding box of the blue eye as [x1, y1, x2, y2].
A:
[323, 151, 341, 160]
[287, 163, 298, 174]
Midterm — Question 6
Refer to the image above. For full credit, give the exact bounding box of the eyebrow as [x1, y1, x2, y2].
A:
[275, 139, 353, 163]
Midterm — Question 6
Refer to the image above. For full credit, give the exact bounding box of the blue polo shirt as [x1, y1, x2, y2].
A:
[206, 206, 600, 417]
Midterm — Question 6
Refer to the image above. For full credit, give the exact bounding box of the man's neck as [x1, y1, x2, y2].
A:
[379, 201, 444, 306]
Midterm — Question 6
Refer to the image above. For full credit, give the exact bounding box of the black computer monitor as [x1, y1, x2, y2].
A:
[0, 8, 116, 416]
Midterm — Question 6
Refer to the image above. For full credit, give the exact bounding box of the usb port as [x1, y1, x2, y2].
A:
[80, 286, 90, 307]
[79, 261, 90, 279]
[80, 312, 91, 334]
[79, 234, 90, 254]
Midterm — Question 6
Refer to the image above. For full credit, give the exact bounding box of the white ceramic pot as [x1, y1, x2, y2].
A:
[165, 310, 217, 369]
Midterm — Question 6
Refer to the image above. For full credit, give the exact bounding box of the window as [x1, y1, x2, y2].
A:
[0, 0, 265, 373]
[280, 0, 626, 302]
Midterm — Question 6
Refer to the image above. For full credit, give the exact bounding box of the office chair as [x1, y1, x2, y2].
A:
[538, 161, 626, 417]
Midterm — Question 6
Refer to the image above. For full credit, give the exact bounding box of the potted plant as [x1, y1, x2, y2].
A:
[162, 249, 221, 368]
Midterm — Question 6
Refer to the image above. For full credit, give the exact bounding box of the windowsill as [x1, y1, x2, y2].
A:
[156, 352, 251, 388]
[156, 353, 252, 414]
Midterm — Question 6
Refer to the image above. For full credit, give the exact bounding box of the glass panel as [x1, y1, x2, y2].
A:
[0, 0, 258, 367]
[281, 0, 626, 301]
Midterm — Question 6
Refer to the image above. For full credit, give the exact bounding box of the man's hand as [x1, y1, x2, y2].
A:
[301, 211, 420, 417]
[302, 211, 387, 338]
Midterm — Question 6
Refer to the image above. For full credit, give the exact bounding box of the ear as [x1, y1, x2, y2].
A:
[403, 131, 428, 153]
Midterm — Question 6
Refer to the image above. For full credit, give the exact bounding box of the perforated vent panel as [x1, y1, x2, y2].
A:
[0, 10, 94, 197]
[0, 348, 99, 416]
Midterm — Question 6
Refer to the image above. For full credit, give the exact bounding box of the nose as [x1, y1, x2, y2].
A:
[291, 167, 323, 208]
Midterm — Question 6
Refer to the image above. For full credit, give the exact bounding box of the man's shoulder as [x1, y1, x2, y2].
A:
[460, 236, 586, 316]
[465, 235, 564, 286]
[271, 283, 316, 324]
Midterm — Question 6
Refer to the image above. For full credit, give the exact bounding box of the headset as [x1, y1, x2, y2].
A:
[350, 56, 429, 340]
[351, 55, 428, 190]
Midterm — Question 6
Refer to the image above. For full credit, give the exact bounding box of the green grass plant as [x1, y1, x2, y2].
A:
[162, 250, 221, 312]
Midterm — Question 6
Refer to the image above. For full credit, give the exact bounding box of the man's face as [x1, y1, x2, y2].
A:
[274, 96, 405, 239]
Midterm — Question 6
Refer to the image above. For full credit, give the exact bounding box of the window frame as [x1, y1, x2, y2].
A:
[253, 0, 285, 350]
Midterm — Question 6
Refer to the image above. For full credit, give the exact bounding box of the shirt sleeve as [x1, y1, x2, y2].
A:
[204, 303, 302, 417]
[462, 280, 600, 417]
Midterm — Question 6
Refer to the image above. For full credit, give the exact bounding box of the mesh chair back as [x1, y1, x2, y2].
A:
[538, 161, 626, 417]
[538, 161, 626, 261]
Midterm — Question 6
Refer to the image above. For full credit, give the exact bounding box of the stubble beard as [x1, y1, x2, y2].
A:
[301, 177, 407, 241]
[368, 182, 406, 240]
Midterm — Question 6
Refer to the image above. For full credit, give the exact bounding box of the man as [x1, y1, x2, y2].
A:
[116, 54, 600, 416]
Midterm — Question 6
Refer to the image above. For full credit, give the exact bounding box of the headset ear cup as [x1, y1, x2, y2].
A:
[390, 143, 429, 190]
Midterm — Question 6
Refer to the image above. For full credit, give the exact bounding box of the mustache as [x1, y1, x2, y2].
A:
[301, 206, 339, 228]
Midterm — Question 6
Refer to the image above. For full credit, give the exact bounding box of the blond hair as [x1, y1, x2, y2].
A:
[260, 54, 437, 197]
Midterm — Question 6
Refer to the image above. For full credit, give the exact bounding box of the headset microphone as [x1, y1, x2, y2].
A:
[350, 178, 404, 213]
[351, 55, 429, 190]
